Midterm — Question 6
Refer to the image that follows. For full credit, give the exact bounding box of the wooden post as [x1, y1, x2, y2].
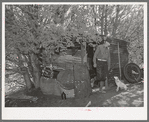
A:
[118, 42, 121, 80]
[83, 41, 87, 64]
[81, 41, 87, 64]
[81, 43, 84, 64]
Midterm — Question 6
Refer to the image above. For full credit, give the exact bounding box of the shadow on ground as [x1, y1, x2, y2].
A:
[5, 83, 144, 107]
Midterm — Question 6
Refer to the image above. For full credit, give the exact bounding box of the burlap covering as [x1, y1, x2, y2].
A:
[40, 64, 92, 98]
[57, 69, 74, 90]
[57, 64, 92, 98]
[73, 64, 92, 98]
[40, 77, 61, 96]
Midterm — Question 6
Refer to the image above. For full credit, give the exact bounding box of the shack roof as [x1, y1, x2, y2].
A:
[106, 37, 129, 46]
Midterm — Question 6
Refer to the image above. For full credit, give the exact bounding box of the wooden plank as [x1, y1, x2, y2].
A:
[118, 42, 122, 80]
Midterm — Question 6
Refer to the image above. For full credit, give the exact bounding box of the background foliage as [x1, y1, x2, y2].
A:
[5, 4, 144, 94]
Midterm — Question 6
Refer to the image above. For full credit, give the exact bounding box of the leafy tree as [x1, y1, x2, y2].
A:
[5, 5, 71, 92]
[5, 4, 144, 94]
[90, 4, 143, 65]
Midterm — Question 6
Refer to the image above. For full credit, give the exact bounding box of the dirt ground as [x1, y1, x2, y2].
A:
[5, 82, 144, 107]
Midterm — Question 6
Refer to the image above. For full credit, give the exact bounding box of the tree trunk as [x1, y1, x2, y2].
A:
[81, 41, 87, 65]
[104, 5, 108, 36]
[18, 53, 32, 91]
[22, 67, 32, 91]
[29, 53, 40, 89]
[92, 5, 97, 31]
[94, 17, 97, 31]
[112, 5, 120, 38]
[101, 5, 105, 35]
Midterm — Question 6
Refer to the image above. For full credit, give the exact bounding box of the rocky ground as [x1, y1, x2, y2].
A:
[5, 82, 144, 107]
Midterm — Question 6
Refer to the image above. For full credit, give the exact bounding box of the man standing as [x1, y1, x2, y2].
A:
[93, 36, 110, 93]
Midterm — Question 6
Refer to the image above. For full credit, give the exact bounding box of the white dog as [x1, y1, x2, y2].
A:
[114, 76, 128, 92]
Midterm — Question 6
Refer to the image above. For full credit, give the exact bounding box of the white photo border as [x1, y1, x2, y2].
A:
[2, 2, 147, 120]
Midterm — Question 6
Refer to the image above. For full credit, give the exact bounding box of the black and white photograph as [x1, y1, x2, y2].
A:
[2, 2, 147, 120]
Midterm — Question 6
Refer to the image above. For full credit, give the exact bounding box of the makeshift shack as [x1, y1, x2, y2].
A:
[40, 35, 129, 98]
